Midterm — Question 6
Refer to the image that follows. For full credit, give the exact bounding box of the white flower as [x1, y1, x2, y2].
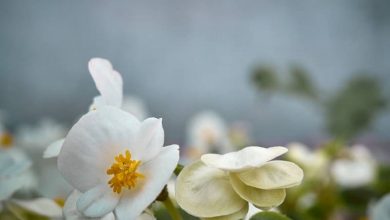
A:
[16, 119, 67, 151]
[286, 142, 328, 180]
[331, 145, 376, 188]
[175, 146, 303, 219]
[0, 149, 32, 201]
[0, 148, 62, 218]
[15, 119, 71, 199]
[185, 111, 232, 161]
[58, 106, 179, 219]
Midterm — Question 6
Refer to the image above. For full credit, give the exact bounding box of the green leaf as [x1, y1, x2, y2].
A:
[326, 75, 387, 139]
[250, 211, 292, 220]
[287, 65, 318, 100]
[251, 65, 279, 93]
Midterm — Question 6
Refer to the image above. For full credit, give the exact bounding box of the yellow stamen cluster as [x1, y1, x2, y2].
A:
[0, 132, 13, 148]
[107, 150, 144, 194]
[54, 197, 65, 207]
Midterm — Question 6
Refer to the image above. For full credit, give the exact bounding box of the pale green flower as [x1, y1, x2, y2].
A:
[176, 146, 303, 219]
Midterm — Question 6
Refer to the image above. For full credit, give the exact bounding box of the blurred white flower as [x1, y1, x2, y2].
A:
[331, 145, 376, 188]
[185, 111, 232, 161]
[176, 146, 303, 219]
[286, 142, 328, 180]
[0, 149, 33, 201]
[11, 198, 63, 219]
[16, 118, 66, 151]
[296, 192, 317, 210]
[0, 149, 62, 218]
[15, 119, 71, 199]
[58, 106, 179, 219]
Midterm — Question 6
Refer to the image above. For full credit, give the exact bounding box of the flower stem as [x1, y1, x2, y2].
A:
[163, 196, 182, 220]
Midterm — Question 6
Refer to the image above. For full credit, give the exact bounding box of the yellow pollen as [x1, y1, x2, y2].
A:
[54, 197, 65, 207]
[0, 132, 13, 148]
[106, 150, 144, 194]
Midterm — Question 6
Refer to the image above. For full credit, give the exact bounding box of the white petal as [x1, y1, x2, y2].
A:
[88, 58, 123, 107]
[11, 198, 62, 218]
[133, 118, 164, 162]
[64, 190, 115, 220]
[203, 203, 249, 220]
[137, 212, 156, 220]
[43, 138, 65, 158]
[201, 146, 288, 172]
[58, 106, 141, 192]
[89, 96, 107, 111]
[115, 145, 179, 220]
[175, 161, 246, 218]
[237, 160, 304, 189]
[102, 213, 116, 220]
[229, 174, 286, 208]
[77, 184, 119, 217]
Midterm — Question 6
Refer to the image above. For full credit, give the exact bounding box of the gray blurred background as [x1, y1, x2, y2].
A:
[0, 0, 389, 145]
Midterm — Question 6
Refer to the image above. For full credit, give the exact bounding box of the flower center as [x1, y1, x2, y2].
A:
[0, 132, 13, 148]
[106, 150, 144, 194]
[54, 197, 65, 207]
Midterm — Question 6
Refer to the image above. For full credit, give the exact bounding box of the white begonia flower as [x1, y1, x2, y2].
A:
[176, 146, 303, 219]
[185, 111, 232, 161]
[286, 142, 328, 179]
[58, 106, 179, 219]
[0, 149, 63, 218]
[16, 118, 67, 151]
[0, 149, 33, 201]
[16, 119, 71, 199]
[331, 145, 376, 188]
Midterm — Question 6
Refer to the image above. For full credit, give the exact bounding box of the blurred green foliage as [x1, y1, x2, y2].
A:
[251, 64, 388, 140]
[251, 65, 279, 93]
[326, 75, 387, 140]
[286, 65, 318, 100]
